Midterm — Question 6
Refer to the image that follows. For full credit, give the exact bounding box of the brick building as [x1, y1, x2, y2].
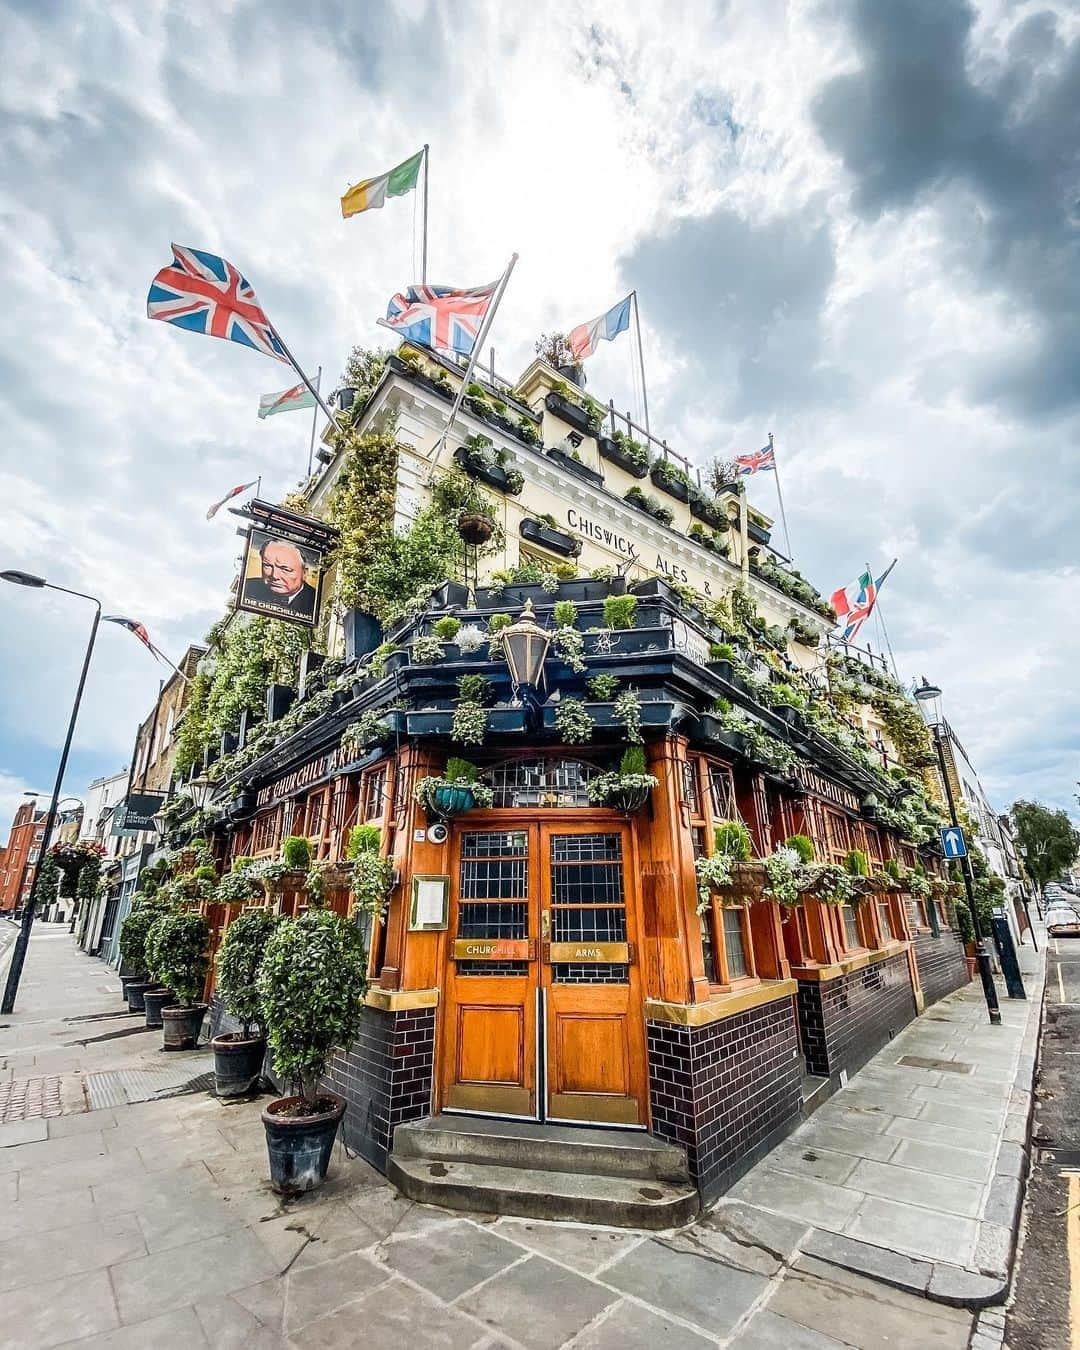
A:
[164, 342, 971, 1220]
[0, 801, 47, 914]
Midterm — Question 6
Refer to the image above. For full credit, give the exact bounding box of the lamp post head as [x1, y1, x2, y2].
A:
[0, 570, 46, 588]
[187, 776, 214, 811]
[913, 677, 944, 729]
[500, 599, 552, 692]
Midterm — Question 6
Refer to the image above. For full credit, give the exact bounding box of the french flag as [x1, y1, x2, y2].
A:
[567, 295, 632, 362]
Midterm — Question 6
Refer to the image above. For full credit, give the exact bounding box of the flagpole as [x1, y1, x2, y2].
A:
[871, 559, 900, 680]
[769, 432, 793, 559]
[421, 144, 430, 285]
[427, 253, 519, 463]
[267, 327, 343, 435]
[306, 367, 322, 478]
[631, 290, 651, 437]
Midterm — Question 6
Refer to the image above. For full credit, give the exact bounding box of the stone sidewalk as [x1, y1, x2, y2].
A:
[725, 936, 1044, 1307]
[0, 928, 1039, 1349]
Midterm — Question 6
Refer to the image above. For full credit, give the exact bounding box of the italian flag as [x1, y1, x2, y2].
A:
[258, 383, 316, 419]
[341, 149, 424, 218]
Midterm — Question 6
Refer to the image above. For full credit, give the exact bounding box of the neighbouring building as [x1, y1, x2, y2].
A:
[164, 341, 972, 1221]
[79, 644, 205, 964]
[0, 801, 47, 914]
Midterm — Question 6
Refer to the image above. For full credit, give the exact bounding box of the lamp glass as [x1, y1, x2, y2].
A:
[187, 776, 213, 810]
[500, 600, 551, 689]
[913, 679, 944, 728]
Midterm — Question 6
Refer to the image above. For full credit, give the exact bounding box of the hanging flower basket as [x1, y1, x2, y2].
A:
[318, 864, 355, 891]
[413, 775, 494, 822]
[724, 860, 767, 904]
[585, 772, 658, 816]
[49, 840, 106, 899]
[458, 512, 496, 546]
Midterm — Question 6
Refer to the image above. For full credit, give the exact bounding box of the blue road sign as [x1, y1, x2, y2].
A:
[940, 826, 967, 859]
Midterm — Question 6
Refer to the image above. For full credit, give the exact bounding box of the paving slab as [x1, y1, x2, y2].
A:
[573, 1297, 716, 1349]
[729, 1308, 851, 1348]
[844, 1157, 984, 1218]
[376, 1217, 524, 1301]
[55, 1306, 208, 1350]
[0, 1267, 119, 1350]
[493, 1218, 644, 1274]
[457, 1252, 617, 1349]
[109, 1228, 280, 1323]
[845, 1195, 978, 1265]
[298, 1277, 491, 1350]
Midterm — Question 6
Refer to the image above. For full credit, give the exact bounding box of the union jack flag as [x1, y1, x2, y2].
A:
[379, 282, 497, 357]
[147, 245, 289, 364]
[735, 445, 775, 475]
[103, 615, 167, 665]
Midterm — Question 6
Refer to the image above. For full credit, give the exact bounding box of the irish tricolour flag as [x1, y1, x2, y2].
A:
[258, 383, 316, 419]
[340, 148, 424, 218]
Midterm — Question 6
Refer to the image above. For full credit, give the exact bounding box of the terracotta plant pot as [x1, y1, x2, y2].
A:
[212, 1034, 267, 1100]
[142, 987, 174, 1030]
[262, 1092, 346, 1196]
[965, 957, 978, 980]
[161, 1003, 208, 1051]
[125, 981, 152, 1013]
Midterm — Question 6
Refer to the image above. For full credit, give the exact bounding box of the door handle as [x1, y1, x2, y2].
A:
[541, 909, 551, 940]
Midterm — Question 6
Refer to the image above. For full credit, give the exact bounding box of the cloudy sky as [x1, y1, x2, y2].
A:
[1, 0, 1078, 837]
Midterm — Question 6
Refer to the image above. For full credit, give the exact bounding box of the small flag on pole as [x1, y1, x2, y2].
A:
[567, 295, 632, 362]
[379, 281, 498, 357]
[146, 245, 289, 364]
[735, 444, 776, 475]
[341, 149, 424, 218]
[206, 481, 258, 521]
[102, 616, 166, 663]
[258, 383, 316, 419]
[830, 567, 888, 643]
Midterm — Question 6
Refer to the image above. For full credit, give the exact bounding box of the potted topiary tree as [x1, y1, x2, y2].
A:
[211, 909, 278, 1099]
[118, 901, 169, 1012]
[257, 909, 369, 1195]
[145, 911, 212, 1050]
[141, 914, 176, 1031]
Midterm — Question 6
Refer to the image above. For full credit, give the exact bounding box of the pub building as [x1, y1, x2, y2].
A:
[189, 342, 970, 1225]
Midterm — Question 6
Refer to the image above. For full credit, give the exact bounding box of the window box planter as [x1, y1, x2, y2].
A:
[544, 391, 600, 437]
[630, 576, 683, 604]
[405, 709, 454, 737]
[598, 436, 649, 479]
[542, 700, 676, 733]
[453, 445, 523, 496]
[220, 731, 239, 757]
[650, 462, 695, 503]
[747, 519, 772, 545]
[582, 624, 671, 657]
[689, 496, 726, 529]
[488, 707, 528, 735]
[473, 582, 556, 610]
[229, 790, 257, 822]
[545, 446, 605, 488]
[771, 705, 804, 731]
[705, 658, 734, 683]
[520, 517, 582, 558]
[622, 491, 674, 526]
[429, 581, 470, 610]
[343, 610, 384, 664]
[552, 576, 626, 602]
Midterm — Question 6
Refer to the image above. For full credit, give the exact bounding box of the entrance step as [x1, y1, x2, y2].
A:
[389, 1114, 698, 1229]
[388, 1155, 699, 1229]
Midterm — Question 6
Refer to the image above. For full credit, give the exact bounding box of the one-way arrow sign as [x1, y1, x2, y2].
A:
[940, 826, 967, 859]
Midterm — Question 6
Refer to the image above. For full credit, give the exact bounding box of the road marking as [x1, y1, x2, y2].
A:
[1060, 964, 1067, 1003]
[1070, 1173, 1080, 1349]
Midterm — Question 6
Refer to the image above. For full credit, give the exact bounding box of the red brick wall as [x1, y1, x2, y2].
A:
[0, 804, 46, 912]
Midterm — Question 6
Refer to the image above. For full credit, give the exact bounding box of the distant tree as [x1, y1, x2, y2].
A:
[1010, 801, 1080, 891]
[535, 332, 575, 369]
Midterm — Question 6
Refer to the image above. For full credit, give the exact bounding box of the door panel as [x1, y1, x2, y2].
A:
[441, 828, 537, 1117]
[542, 828, 647, 1126]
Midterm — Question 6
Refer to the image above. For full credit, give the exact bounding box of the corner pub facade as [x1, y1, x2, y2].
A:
[192, 343, 970, 1223]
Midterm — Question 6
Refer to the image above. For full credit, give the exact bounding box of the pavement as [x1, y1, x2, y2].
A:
[0, 925, 1048, 1349]
[1007, 930, 1080, 1349]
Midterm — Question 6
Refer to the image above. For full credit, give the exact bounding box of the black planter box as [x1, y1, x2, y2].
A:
[747, 519, 772, 545]
[772, 705, 804, 731]
[381, 649, 410, 675]
[630, 576, 683, 604]
[598, 436, 649, 479]
[473, 583, 556, 611]
[551, 577, 626, 602]
[650, 463, 693, 503]
[453, 446, 523, 496]
[581, 625, 671, 657]
[546, 446, 605, 488]
[520, 517, 582, 558]
[542, 700, 676, 734]
[343, 610, 384, 664]
[689, 496, 726, 529]
[488, 708, 528, 734]
[406, 709, 454, 736]
[705, 659, 734, 683]
[544, 391, 600, 438]
[429, 581, 471, 610]
[266, 684, 295, 723]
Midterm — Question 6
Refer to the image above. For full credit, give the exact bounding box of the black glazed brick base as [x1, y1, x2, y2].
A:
[914, 930, 970, 1008]
[647, 993, 802, 1203]
[797, 952, 917, 1080]
[323, 1004, 435, 1170]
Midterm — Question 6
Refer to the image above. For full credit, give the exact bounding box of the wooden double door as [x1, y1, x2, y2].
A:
[440, 821, 647, 1126]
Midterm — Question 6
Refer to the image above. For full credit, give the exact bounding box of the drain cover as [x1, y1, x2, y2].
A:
[85, 1059, 214, 1110]
[898, 1055, 973, 1074]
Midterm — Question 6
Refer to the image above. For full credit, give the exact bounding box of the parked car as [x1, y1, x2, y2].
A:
[1045, 901, 1080, 938]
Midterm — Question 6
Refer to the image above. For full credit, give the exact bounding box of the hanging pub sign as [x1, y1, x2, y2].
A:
[235, 527, 325, 628]
[113, 792, 165, 836]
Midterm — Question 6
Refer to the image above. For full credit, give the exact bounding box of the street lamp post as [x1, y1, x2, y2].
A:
[914, 678, 1001, 1027]
[1, 571, 102, 1015]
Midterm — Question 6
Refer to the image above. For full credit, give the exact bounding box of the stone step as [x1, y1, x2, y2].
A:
[387, 1154, 700, 1230]
[393, 1113, 690, 1183]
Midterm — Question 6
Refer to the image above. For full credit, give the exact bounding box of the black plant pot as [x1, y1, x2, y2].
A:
[162, 1003, 208, 1051]
[143, 987, 174, 1029]
[120, 974, 145, 1004]
[126, 981, 152, 1013]
[262, 1092, 346, 1197]
[772, 705, 803, 730]
[689, 496, 725, 529]
[598, 436, 649, 478]
[429, 581, 471, 609]
[544, 391, 598, 437]
[519, 517, 582, 558]
[343, 610, 384, 664]
[212, 1034, 267, 1100]
[650, 463, 692, 502]
[546, 446, 605, 488]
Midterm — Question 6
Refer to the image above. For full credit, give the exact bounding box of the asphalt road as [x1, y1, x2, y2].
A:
[1009, 930, 1080, 1350]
